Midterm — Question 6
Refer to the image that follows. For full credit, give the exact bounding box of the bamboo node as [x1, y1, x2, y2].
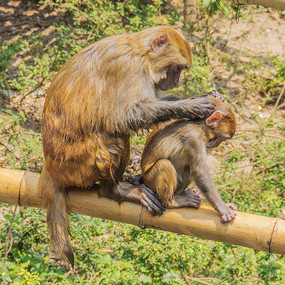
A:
[18, 171, 28, 206]
[268, 217, 280, 253]
[138, 206, 146, 229]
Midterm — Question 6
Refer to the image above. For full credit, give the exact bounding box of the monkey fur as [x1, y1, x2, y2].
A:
[141, 93, 238, 223]
[38, 26, 215, 266]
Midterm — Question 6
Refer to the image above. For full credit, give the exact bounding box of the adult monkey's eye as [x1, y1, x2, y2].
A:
[177, 65, 187, 71]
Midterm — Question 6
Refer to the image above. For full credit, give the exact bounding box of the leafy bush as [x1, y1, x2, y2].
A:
[0, 110, 43, 171]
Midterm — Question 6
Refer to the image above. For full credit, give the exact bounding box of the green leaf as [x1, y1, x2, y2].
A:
[201, 0, 211, 7]
[4, 214, 12, 220]
[138, 274, 152, 283]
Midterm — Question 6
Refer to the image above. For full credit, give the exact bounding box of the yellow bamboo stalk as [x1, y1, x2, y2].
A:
[0, 167, 284, 254]
[225, 0, 285, 9]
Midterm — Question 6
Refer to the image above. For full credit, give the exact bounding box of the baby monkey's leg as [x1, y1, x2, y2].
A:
[144, 159, 202, 209]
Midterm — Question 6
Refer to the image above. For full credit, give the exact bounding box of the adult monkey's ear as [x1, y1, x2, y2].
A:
[206, 110, 224, 128]
[151, 34, 170, 51]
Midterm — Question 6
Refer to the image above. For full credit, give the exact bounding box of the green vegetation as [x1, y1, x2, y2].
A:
[0, 110, 43, 171]
[0, 0, 284, 284]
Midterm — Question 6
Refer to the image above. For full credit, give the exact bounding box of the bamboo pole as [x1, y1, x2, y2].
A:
[0, 167, 284, 255]
[225, 0, 285, 9]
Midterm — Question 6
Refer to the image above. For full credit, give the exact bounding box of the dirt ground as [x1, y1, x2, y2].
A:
[212, 7, 285, 119]
[216, 8, 285, 56]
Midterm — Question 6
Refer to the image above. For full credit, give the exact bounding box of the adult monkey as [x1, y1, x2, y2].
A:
[38, 26, 214, 266]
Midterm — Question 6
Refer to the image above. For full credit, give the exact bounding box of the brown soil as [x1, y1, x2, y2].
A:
[213, 8, 285, 139]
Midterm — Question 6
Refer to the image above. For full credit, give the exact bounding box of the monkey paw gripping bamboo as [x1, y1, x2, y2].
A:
[0, 167, 284, 255]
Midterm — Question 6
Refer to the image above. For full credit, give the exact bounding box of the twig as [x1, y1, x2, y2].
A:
[265, 134, 285, 140]
[4, 206, 18, 259]
[88, 268, 104, 283]
[255, 74, 270, 98]
[111, 222, 120, 235]
[255, 162, 285, 176]
[86, 25, 98, 42]
[185, 277, 211, 285]
[226, 275, 264, 284]
[236, 128, 277, 133]
[221, 9, 233, 50]
[212, 153, 285, 175]
[19, 77, 45, 104]
[276, 102, 285, 110]
[0, 132, 41, 140]
[234, 131, 285, 140]
[166, 0, 180, 18]
[21, 131, 42, 136]
[274, 81, 285, 110]
[96, 277, 103, 285]
[203, 17, 212, 65]
[19, 44, 62, 104]
[181, 272, 191, 285]
[183, 275, 223, 285]
[205, 41, 212, 65]
[239, 9, 252, 53]
[0, 140, 10, 151]
[211, 163, 256, 175]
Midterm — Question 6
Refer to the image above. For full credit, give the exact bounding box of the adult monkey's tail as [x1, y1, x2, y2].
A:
[38, 167, 74, 266]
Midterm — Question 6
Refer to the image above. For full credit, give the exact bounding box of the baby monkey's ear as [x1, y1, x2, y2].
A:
[206, 110, 224, 128]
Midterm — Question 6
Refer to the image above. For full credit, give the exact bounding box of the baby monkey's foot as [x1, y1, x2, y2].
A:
[189, 187, 204, 200]
[171, 188, 202, 209]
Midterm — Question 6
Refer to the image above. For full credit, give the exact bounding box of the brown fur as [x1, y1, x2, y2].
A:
[38, 26, 214, 266]
[142, 95, 238, 222]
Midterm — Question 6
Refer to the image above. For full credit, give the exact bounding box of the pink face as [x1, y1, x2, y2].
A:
[205, 106, 236, 149]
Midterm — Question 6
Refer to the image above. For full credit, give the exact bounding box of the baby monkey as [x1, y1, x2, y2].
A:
[141, 92, 238, 223]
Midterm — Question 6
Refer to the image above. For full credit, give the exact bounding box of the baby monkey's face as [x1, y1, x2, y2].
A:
[205, 91, 236, 149]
